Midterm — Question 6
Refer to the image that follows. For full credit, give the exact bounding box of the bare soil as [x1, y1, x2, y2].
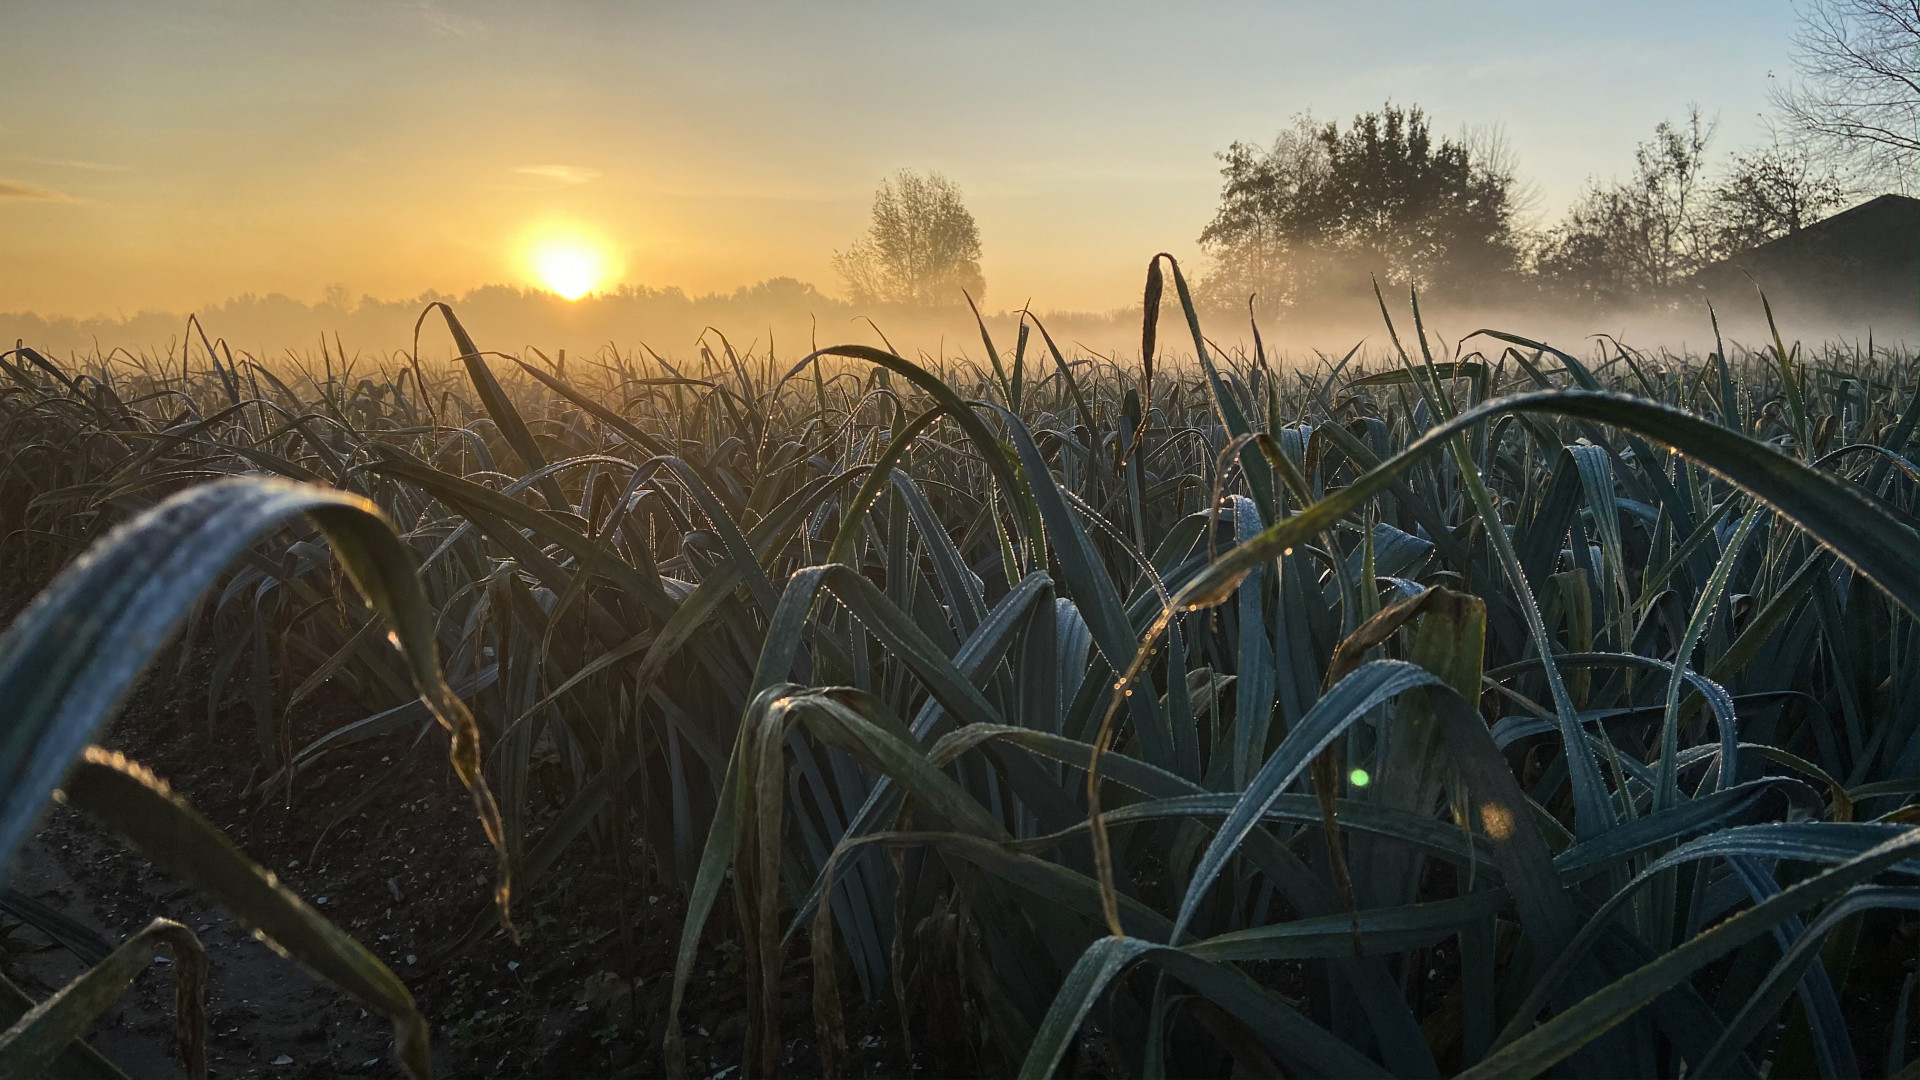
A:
[1, 660, 932, 1079]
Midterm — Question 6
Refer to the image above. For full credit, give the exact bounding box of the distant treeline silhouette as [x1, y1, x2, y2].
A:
[1194, 103, 1911, 329]
[0, 278, 1147, 364]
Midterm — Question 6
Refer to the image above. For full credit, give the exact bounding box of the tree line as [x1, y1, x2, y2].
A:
[1195, 104, 1860, 317]
[835, 0, 1913, 318]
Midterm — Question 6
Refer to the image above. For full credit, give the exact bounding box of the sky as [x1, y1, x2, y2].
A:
[1, 1, 1806, 319]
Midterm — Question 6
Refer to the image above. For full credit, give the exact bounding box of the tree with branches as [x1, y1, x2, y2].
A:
[1708, 136, 1854, 252]
[1535, 109, 1720, 303]
[1197, 105, 1521, 314]
[1771, 0, 1919, 192]
[833, 169, 984, 308]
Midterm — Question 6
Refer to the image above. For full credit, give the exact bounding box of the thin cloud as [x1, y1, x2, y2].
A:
[0, 180, 75, 202]
[412, 1, 484, 37]
[517, 164, 601, 184]
[16, 157, 128, 172]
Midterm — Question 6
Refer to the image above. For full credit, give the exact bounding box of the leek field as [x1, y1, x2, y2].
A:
[0, 261, 1915, 1079]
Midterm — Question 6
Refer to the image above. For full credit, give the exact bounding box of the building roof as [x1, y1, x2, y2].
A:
[1688, 194, 1918, 326]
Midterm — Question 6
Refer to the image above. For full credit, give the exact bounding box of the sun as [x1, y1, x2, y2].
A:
[528, 237, 610, 300]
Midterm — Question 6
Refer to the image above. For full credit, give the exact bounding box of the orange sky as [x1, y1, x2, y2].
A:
[2, 2, 1800, 319]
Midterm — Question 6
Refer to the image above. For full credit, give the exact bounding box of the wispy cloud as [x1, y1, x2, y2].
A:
[16, 157, 128, 172]
[412, 1, 484, 37]
[0, 180, 75, 202]
[517, 164, 601, 184]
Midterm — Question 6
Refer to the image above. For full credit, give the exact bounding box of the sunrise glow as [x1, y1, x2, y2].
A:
[529, 238, 610, 300]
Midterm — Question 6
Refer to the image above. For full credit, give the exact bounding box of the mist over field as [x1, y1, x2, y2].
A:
[4, 267, 1910, 374]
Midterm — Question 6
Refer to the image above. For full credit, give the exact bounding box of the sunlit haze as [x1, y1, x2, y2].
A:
[1, 2, 1806, 326]
[528, 233, 613, 301]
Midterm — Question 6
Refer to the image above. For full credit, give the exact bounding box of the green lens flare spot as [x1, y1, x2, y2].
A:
[1349, 768, 1371, 788]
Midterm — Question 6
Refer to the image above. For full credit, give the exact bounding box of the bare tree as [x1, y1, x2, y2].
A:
[833, 170, 984, 307]
[1637, 108, 1721, 283]
[1708, 135, 1854, 253]
[1535, 109, 1718, 302]
[1461, 121, 1541, 226]
[1771, 0, 1919, 192]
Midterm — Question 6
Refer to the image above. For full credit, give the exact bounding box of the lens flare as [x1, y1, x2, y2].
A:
[1481, 803, 1514, 839]
[1348, 768, 1370, 788]
[529, 239, 607, 300]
